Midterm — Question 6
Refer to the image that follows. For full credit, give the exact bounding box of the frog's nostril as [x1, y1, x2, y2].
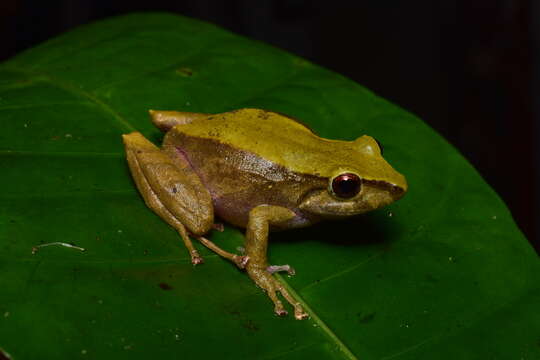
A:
[390, 185, 406, 200]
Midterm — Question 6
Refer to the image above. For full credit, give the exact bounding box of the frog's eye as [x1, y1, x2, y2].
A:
[331, 173, 362, 199]
[374, 138, 384, 155]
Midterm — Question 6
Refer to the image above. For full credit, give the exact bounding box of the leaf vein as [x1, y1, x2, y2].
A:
[276, 273, 358, 360]
[300, 252, 383, 292]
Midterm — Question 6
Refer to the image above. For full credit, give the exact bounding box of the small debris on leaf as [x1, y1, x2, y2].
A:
[32, 242, 86, 254]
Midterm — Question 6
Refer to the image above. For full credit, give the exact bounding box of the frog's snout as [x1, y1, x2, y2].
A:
[389, 183, 406, 201]
[365, 189, 394, 210]
[363, 180, 406, 210]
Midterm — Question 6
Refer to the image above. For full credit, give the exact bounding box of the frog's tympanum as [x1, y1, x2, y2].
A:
[122, 109, 407, 319]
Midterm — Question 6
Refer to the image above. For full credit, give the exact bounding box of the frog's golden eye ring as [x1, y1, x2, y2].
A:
[331, 173, 362, 199]
[374, 138, 384, 155]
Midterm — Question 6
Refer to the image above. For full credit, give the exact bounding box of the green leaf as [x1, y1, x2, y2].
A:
[0, 13, 538, 360]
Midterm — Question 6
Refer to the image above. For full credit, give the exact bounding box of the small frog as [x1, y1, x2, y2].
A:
[122, 109, 407, 319]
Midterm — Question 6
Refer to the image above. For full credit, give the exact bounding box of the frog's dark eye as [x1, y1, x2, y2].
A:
[374, 138, 384, 155]
[331, 173, 362, 199]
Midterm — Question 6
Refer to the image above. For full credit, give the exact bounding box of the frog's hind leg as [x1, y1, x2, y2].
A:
[123, 131, 247, 267]
[197, 236, 249, 269]
[123, 131, 214, 264]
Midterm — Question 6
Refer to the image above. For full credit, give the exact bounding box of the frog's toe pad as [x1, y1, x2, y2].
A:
[190, 251, 204, 265]
[294, 310, 309, 320]
[234, 255, 250, 269]
[267, 264, 295, 276]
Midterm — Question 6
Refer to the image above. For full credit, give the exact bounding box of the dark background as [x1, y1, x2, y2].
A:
[1, 1, 538, 252]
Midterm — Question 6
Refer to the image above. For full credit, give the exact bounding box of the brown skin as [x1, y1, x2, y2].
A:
[122, 108, 407, 319]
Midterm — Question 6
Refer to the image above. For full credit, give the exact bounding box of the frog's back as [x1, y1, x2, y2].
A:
[174, 108, 361, 178]
[178, 108, 316, 148]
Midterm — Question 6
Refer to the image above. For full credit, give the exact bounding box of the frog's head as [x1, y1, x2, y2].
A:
[298, 135, 407, 218]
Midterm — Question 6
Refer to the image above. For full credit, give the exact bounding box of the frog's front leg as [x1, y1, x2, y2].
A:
[245, 205, 308, 320]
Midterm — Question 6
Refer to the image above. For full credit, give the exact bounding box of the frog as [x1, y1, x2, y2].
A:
[122, 108, 407, 319]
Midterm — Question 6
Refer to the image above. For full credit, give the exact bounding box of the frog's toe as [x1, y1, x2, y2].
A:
[192, 257, 204, 265]
[273, 283, 307, 320]
[233, 255, 250, 269]
[190, 250, 204, 265]
[295, 312, 309, 320]
[267, 264, 295, 276]
[273, 281, 308, 320]
[275, 306, 288, 317]
[293, 305, 309, 320]
[267, 291, 288, 317]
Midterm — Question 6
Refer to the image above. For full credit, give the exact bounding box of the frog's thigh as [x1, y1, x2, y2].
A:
[125, 145, 203, 264]
[122, 132, 213, 235]
[245, 205, 308, 319]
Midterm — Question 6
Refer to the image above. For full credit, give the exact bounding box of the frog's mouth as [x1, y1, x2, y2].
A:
[298, 181, 405, 217]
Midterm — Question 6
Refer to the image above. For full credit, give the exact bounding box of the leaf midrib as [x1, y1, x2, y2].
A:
[0, 66, 136, 133]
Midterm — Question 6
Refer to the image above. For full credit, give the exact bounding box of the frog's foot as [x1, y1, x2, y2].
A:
[190, 250, 204, 265]
[235, 255, 250, 269]
[173, 223, 206, 265]
[212, 223, 225, 232]
[247, 267, 308, 320]
[267, 264, 295, 276]
[197, 236, 249, 269]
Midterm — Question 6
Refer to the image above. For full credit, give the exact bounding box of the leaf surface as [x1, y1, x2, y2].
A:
[0, 13, 538, 360]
